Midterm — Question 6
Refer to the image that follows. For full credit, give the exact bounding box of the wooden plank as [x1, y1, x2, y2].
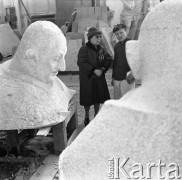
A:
[36, 127, 51, 136]
[52, 121, 67, 155]
[67, 124, 84, 146]
[30, 155, 59, 180]
[42, 155, 58, 165]
[6, 130, 20, 155]
[0, 157, 43, 163]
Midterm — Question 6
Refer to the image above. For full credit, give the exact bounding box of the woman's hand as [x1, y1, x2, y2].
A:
[94, 69, 102, 77]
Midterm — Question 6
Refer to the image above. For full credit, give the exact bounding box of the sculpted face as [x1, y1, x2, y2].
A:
[12, 21, 67, 84]
[36, 35, 67, 83]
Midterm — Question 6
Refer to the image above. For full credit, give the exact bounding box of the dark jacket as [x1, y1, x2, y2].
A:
[112, 38, 131, 81]
[77, 42, 112, 106]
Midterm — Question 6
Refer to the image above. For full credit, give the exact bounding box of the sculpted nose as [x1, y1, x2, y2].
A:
[58, 56, 66, 71]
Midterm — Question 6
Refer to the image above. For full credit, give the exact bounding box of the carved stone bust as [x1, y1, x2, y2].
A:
[59, 1, 182, 179]
[0, 21, 75, 130]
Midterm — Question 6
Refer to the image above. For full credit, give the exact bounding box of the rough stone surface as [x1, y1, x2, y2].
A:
[59, 1, 182, 179]
[0, 21, 75, 130]
[65, 39, 82, 71]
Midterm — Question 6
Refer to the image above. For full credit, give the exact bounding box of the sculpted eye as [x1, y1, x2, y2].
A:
[53, 57, 59, 62]
[53, 53, 63, 62]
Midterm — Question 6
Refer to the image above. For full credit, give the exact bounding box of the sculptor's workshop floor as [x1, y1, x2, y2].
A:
[27, 70, 114, 180]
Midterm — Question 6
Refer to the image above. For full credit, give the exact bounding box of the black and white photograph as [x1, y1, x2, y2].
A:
[1, 0, 181, 180]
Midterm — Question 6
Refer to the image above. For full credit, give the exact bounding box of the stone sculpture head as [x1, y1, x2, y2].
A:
[10, 21, 67, 84]
[58, 1, 182, 179]
[0, 21, 75, 130]
[126, 0, 182, 85]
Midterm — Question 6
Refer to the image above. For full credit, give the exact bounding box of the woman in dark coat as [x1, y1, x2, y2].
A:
[77, 27, 112, 126]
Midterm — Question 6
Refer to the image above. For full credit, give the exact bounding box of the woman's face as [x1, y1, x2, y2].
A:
[90, 34, 102, 46]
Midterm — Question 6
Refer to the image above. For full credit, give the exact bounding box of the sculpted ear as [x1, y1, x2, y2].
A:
[126, 40, 141, 80]
[25, 49, 38, 65]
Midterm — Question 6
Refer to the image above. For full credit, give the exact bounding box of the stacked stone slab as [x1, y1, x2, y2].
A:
[65, 39, 82, 71]
[0, 23, 20, 58]
[72, 6, 107, 33]
[59, 0, 182, 179]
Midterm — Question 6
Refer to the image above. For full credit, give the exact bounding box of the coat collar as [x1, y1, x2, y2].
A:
[119, 38, 130, 45]
[86, 41, 101, 52]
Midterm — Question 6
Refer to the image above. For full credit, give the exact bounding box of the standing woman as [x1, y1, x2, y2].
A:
[77, 27, 112, 126]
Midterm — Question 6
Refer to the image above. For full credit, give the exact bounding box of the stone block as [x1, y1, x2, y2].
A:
[75, 7, 95, 20]
[81, 0, 92, 7]
[94, 6, 107, 21]
[72, 7, 95, 33]
[95, 6, 102, 20]
[95, 0, 106, 6]
[75, 0, 92, 7]
[65, 32, 84, 41]
[65, 39, 82, 71]
[71, 21, 78, 32]
[100, 27, 114, 58]
[77, 17, 97, 33]
[101, 6, 107, 22]
[96, 20, 109, 29]
[0, 23, 20, 57]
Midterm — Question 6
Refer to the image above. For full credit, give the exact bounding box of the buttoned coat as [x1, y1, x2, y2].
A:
[77, 42, 112, 106]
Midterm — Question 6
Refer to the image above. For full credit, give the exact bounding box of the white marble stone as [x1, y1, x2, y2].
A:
[59, 1, 182, 179]
[0, 21, 75, 130]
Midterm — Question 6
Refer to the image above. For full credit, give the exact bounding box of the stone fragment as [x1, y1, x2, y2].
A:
[65, 39, 82, 71]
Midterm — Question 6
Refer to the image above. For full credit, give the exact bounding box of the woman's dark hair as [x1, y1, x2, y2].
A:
[113, 24, 126, 33]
